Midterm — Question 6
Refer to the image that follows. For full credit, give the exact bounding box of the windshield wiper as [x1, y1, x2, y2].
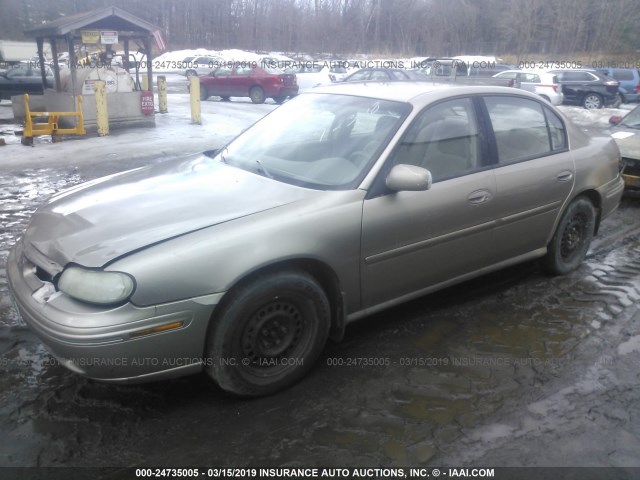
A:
[255, 159, 273, 179]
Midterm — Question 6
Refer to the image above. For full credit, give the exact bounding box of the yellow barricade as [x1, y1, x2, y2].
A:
[22, 93, 86, 145]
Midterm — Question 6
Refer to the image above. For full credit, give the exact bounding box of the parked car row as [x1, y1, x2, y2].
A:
[0, 61, 54, 100]
[492, 67, 627, 109]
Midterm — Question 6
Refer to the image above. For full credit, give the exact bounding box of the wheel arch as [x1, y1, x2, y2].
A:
[205, 257, 347, 356]
[569, 189, 603, 234]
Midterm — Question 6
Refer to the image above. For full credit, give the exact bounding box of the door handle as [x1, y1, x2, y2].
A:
[468, 189, 492, 205]
[557, 171, 573, 182]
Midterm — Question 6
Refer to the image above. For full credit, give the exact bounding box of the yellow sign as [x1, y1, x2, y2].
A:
[81, 30, 100, 44]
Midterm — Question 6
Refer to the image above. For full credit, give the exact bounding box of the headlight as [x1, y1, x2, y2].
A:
[57, 266, 136, 305]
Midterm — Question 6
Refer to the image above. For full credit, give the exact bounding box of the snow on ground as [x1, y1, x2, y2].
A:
[0, 95, 276, 172]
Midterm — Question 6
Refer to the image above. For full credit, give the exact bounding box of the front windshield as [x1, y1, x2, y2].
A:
[216, 93, 410, 189]
[621, 106, 640, 129]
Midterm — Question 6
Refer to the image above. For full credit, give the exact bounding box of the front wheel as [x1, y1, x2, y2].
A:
[249, 86, 266, 104]
[542, 197, 596, 275]
[205, 270, 330, 396]
[199, 86, 209, 101]
[583, 93, 603, 109]
[186, 69, 197, 78]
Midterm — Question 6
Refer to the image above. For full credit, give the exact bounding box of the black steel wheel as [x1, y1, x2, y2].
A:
[205, 270, 330, 396]
[542, 197, 596, 275]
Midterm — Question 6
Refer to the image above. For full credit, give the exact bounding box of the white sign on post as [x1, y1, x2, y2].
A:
[100, 31, 118, 44]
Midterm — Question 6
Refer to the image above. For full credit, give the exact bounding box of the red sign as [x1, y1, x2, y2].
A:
[140, 91, 154, 115]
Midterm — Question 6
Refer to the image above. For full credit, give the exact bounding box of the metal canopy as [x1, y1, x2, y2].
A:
[25, 6, 161, 97]
[25, 6, 159, 38]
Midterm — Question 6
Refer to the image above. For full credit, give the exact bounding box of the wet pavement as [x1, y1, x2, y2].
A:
[0, 98, 639, 474]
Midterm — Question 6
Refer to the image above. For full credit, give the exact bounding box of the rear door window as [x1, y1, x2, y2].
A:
[484, 96, 567, 164]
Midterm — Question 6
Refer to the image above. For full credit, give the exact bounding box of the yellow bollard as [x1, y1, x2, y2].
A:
[158, 75, 168, 114]
[189, 76, 201, 125]
[94, 81, 109, 136]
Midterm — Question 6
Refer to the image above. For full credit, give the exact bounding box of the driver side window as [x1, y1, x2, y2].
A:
[391, 98, 480, 181]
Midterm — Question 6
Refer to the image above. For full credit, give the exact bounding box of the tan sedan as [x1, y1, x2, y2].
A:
[8, 83, 625, 396]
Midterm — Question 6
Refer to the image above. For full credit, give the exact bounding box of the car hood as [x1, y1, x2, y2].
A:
[610, 126, 640, 160]
[24, 155, 319, 270]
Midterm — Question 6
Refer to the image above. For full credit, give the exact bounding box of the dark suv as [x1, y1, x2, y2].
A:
[549, 69, 619, 109]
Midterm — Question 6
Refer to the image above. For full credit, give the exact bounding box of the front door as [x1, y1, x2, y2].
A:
[360, 97, 498, 309]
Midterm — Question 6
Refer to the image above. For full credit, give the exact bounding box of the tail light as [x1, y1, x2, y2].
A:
[634, 83, 640, 94]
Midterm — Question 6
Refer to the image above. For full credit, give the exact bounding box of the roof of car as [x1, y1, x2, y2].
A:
[307, 81, 534, 104]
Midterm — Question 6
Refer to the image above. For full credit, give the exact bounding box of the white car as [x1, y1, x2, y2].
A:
[183, 55, 224, 77]
[284, 64, 335, 92]
[493, 70, 564, 105]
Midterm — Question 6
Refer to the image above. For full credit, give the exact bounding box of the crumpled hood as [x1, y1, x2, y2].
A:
[610, 126, 640, 161]
[24, 155, 315, 270]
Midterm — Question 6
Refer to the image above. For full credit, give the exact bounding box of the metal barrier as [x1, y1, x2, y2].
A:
[22, 93, 86, 145]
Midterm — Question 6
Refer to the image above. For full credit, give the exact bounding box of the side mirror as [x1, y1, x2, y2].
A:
[386, 164, 432, 192]
[609, 115, 623, 126]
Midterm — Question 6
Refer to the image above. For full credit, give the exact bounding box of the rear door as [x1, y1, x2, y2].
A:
[231, 65, 254, 96]
[361, 97, 498, 308]
[481, 95, 574, 260]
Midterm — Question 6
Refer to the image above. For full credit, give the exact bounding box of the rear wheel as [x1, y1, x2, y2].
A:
[583, 93, 603, 109]
[612, 93, 623, 108]
[273, 95, 287, 104]
[205, 270, 330, 396]
[542, 197, 596, 275]
[220, 96, 230, 102]
[186, 69, 197, 78]
[249, 86, 266, 104]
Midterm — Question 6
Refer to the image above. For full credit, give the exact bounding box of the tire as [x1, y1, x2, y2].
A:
[542, 197, 596, 275]
[205, 270, 331, 396]
[200, 86, 209, 101]
[249, 86, 266, 104]
[273, 95, 286, 104]
[186, 69, 197, 77]
[612, 93, 623, 108]
[583, 93, 603, 109]
[220, 96, 230, 102]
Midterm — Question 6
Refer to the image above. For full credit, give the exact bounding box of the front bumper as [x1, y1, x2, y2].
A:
[7, 240, 222, 383]
[274, 86, 299, 97]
